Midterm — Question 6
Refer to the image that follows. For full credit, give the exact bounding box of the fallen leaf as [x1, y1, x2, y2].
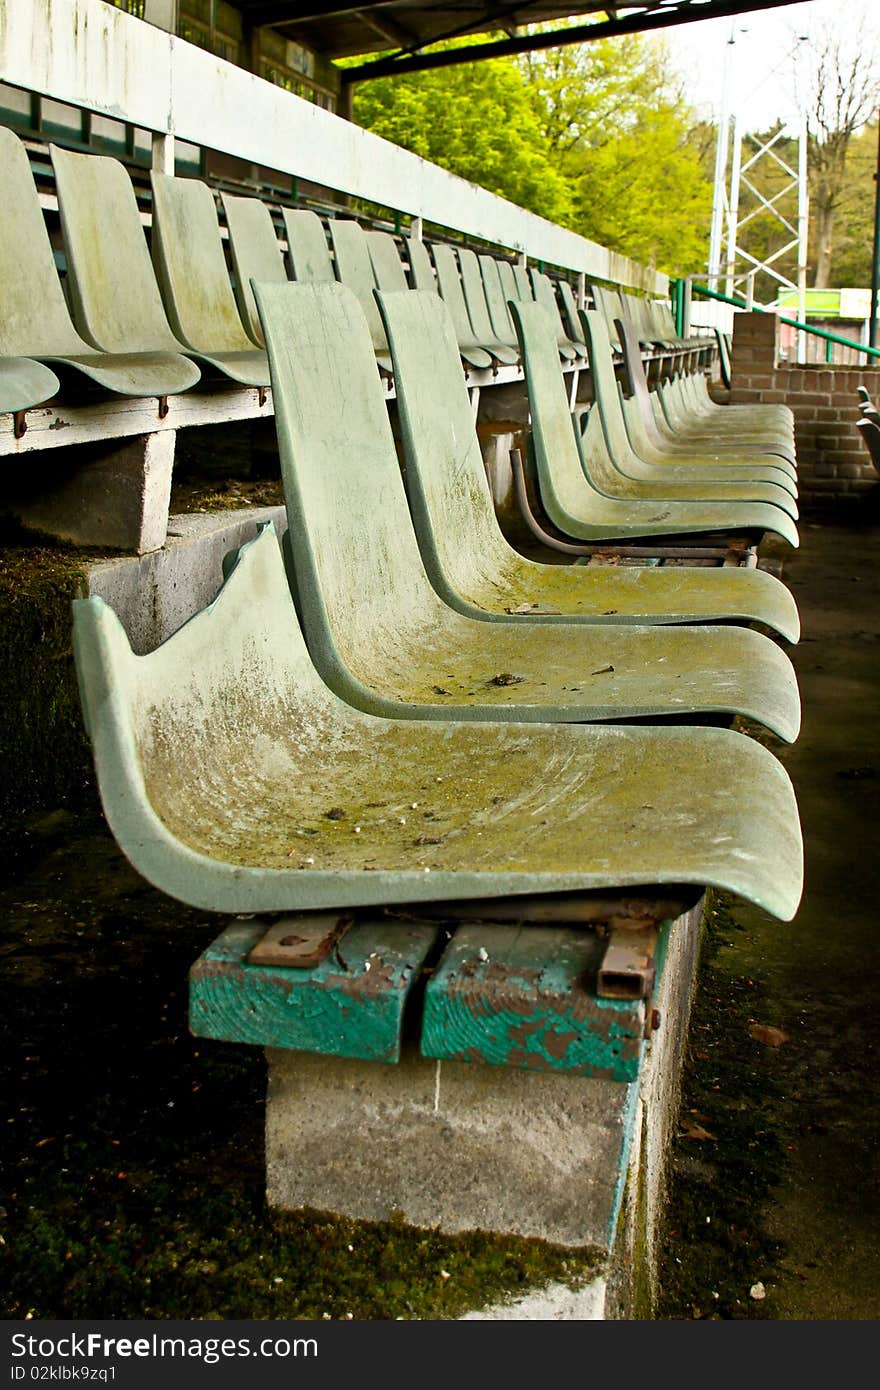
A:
[504, 603, 561, 615]
[749, 1022, 789, 1047]
[681, 1123, 717, 1142]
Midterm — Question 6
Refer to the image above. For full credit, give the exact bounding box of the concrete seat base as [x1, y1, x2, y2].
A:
[264, 901, 701, 1319]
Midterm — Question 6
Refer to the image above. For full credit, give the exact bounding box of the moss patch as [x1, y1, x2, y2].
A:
[0, 808, 601, 1320]
[0, 535, 108, 853]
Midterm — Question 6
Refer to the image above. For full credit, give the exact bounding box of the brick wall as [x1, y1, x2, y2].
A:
[728, 310, 879, 509]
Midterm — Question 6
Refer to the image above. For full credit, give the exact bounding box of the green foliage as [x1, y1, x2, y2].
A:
[351, 32, 713, 274]
[824, 120, 878, 288]
[352, 51, 573, 228]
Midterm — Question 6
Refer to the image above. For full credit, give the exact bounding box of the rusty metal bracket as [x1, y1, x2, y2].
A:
[258, 386, 268, 408]
[157, 395, 169, 420]
[597, 925, 657, 1003]
[13, 410, 27, 440]
[247, 911, 353, 969]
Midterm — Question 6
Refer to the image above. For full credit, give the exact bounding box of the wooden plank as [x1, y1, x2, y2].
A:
[0, 385, 274, 455]
[188, 917, 439, 1062]
[421, 922, 672, 1083]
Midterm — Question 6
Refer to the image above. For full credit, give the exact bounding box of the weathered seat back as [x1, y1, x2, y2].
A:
[556, 278, 587, 348]
[590, 284, 624, 352]
[51, 145, 185, 356]
[0, 131, 198, 396]
[457, 249, 519, 364]
[429, 243, 493, 368]
[365, 230, 410, 292]
[326, 219, 390, 355]
[478, 255, 518, 345]
[220, 192, 288, 345]
[254, 281, 800, 738]
[150, 172, 270, 385]
[509, 298, 799, 548]
[375, 286, 800, 644]
[530, 270, 583, 360]
[282, 209, 336, 283]
[405, 236, 437, 293]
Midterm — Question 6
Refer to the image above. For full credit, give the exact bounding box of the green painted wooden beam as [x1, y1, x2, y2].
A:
[421, 922, 672, 1083]
[189, 917, 439, 1062]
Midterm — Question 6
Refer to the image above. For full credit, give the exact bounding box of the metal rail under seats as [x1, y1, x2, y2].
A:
[220, 192, 288, 346]
[324, 219, 394, 374]
[254, 280, 800, 742]
[72, 520, 802, 1066]
[48, 145, 212, 391]
[374, 288, 799, 643]
[715, 327, 733, 387]
[149, 172, 271, 387]
[455, 248, 520, 367]
[577, 309, 798, 512]
[508, 299, 799, 550]
[427, 243, 495, 370]
[530, 271, 587, 362]
[0, 132, 200, 399]
[281, 208, 336, 286]
[617, 317, 797, 465]
[405, 234, 437, 293]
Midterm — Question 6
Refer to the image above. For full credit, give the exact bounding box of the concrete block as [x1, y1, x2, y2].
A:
[88, 504, 288, 653]
[5, 431, 176, 554]
[264, 902, 703, 1318]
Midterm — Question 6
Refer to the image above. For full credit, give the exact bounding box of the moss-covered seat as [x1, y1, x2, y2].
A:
[72, 522, 803, 923]
[510, 298, 800, 549]
[254, 281, 799, 741]
[375, 287, 799, 644]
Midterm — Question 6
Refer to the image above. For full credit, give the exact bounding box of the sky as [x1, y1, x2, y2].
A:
[664, 0, 880, 133]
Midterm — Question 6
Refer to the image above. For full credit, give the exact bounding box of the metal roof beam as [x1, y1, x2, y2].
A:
[340, 0, 813, 84]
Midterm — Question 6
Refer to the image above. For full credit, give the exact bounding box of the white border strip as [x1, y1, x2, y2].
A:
[0, 0, 668, 293]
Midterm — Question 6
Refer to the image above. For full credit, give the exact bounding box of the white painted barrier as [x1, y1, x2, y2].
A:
[0, 0, 668, 294]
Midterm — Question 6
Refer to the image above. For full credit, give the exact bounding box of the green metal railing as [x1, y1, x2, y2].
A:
[672, 281, 880, 362]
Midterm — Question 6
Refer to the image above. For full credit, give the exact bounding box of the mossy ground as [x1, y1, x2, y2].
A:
[656, 892, 787, 1319]
[0, 805, 601, 1320]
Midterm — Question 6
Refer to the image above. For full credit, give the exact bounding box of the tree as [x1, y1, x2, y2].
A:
[351, 50, 573, 229]
[521, 35, 713, 272]
[351, 32, 715, 276]
[827, 119, 878, 287]
[794, 8, 880, 286]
